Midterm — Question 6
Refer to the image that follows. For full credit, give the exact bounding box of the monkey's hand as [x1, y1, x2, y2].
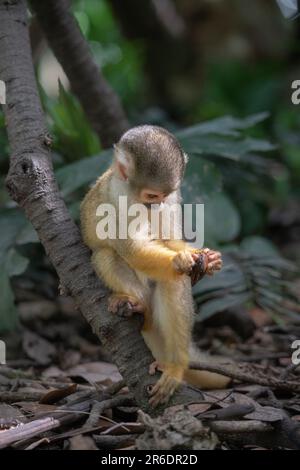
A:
[108, 294, 145, 317]
[148, 365, 184, 407]
[202, 248, 222, 275]
[190, 248, 222, 286]
[172, 250, 198, 275]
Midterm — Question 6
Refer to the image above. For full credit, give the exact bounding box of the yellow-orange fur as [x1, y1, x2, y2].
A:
[81, 166, 229, 405]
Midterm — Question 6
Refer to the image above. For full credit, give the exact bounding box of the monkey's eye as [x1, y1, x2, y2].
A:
[147, 194, 158, 199]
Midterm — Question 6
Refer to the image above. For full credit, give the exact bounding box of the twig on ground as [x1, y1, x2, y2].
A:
[189, 361, 300, 392]
[92, 433, 136, 449]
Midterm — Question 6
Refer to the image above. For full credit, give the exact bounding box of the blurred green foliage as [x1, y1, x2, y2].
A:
[194, 61, 283, 120]
[45, 81, 101, 162]
[73, 0, 146, 108]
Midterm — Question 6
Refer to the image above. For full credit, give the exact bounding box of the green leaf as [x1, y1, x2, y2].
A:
[0, 208, 28, 252]
[0, 271, 18, 332]
[203, 193, 241, 244]
[5, 248, 29, 277]
[0, 208, 38, 250]
[196, 292, 251, 322]
[182, 155, 223, 201]
[240, 236, 280, 257]
[183, 135, 276, 161]
[0, 209, 34, 331]
[56, 150, 111, 197]
[16, 223, 39, 245]
[194, 241, 299, 320]
[46, 82, 101, 161]
[177, 112, 270, 138]
[193, 261, 246, 297]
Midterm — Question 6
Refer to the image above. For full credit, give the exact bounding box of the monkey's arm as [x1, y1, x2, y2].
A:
[163, 239, 190, 252]
[119, 240, 182, 282]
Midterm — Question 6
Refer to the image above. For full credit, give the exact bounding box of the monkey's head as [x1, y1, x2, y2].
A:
[114, 125, 188, 205]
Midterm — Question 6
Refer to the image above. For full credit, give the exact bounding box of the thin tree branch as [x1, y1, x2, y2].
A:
[30, 0, 129, 148]
[189, 361, 300, 393]
[0, 0, 204, 416]
[0, 417, 61, 449]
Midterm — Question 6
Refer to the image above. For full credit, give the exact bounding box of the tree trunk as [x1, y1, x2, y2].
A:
[0, 0, 203, 415]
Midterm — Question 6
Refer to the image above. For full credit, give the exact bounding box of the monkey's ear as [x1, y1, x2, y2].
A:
[114, 144, 131, 181]
[183, 152, 189, 164]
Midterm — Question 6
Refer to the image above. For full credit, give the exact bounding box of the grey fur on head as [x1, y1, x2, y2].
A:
[117, 125, 187, 193]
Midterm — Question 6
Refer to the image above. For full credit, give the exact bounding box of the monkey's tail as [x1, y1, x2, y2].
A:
[184, 345, 231, 389]
[183, 368, 230, 389]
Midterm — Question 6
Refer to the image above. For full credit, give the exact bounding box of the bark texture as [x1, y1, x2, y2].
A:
[31, 0, 129, 148]
[0, 0, 203, 415]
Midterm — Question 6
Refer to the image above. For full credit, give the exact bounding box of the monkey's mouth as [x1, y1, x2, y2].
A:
[143, 202, 164, 210]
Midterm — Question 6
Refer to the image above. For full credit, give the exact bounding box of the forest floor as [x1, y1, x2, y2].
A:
[0, 269, 300, 450]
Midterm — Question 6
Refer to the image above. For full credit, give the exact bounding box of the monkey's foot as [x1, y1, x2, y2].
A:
[149, 361, 163, 375]
[108, 294, 145, 317]
[148, 366, 183, 407]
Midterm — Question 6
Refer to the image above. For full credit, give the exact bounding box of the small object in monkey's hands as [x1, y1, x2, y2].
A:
[190, 249, 223, 286]
[190, 253, 208, 286]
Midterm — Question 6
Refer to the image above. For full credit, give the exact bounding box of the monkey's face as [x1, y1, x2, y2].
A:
[139, 188, 168, 206]
[115, 125, 187, 207]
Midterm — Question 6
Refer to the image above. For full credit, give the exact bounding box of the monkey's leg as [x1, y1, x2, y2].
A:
[143, 276, 193, 406]
[91, 247, 151, 323]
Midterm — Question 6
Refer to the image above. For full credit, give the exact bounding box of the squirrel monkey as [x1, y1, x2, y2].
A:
[80, 125, 230, 406]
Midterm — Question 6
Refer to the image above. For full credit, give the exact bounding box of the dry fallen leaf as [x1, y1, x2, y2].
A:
[214, 391, 284, 423]
[39, 383, 78, 405]
[69, 434, 98, 450]
[14, 402, 58, 418]
[188, 403, 213, 415]
[41, 366, 68, 379]
[0, 404, 27, 428]
[66, 362, 122, 386]
[249, 308, 272, 328]
[23, 330, 56, 366]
